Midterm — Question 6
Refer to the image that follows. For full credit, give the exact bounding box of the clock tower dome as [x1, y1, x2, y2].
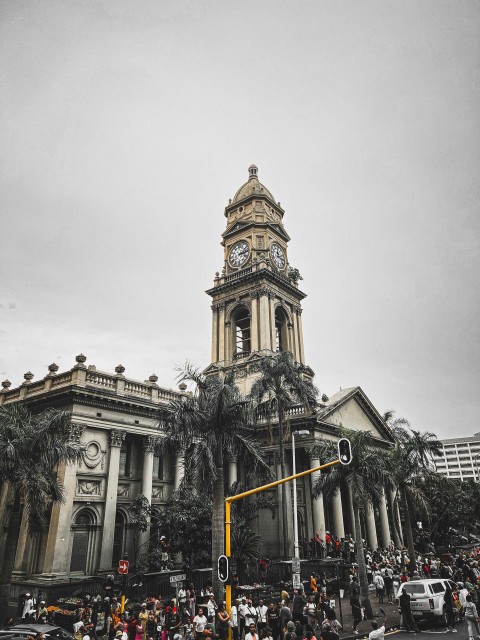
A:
[205, 166, 314, 393]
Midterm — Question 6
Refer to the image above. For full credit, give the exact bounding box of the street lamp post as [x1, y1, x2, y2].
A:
[292, 429, 310, 589]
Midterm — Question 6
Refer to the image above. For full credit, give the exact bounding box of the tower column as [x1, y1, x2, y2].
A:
[218, 303, 226, 362]
[174, 454, 184, 490]
[332, 490, 345, 538]
[365, 501, 378, 550]
[211, 304, 219, 362]
[250, 293, 259, 352]
[297, 308, 306, 364]
[269, 294, 276, 351]
[99, 429, 125, 571]
[292, 306, 301, 362]
[259, 290, 272, 351]
[138, 436, 156, 551]
[309, 455, 326, 541]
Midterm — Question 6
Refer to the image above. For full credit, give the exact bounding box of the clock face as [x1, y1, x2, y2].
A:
[270, 242, 286, 270]
[229, 240, 250, 268]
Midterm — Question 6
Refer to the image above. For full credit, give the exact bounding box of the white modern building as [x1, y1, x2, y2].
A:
[433, 434, 480, 481]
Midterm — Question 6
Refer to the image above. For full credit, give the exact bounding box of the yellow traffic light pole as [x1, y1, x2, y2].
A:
[224, 457, 342, 620]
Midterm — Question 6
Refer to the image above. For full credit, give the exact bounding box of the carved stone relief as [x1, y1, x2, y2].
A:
[152, 486, 164, 501]
[117, 484, 130, 498]
[80, 441, 106, 470]
[77, 479, 100, 496]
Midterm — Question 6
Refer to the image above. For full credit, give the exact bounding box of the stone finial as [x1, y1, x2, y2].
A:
[148, 374, 158, 383]
[48, 363, 59, 374]
[115, 364, 125, 375]
[75, 353, 87, 367]
[23, 371, 34, 383]
[179, 382, 187, 392]
[1, 380, 11, 389]
[248, 164, 258, 179]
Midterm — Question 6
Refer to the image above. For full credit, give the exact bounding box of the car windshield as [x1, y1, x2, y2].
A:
[404, 584, 426, 594]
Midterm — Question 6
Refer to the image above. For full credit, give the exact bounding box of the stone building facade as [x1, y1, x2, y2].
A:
[0, 165, 400, 601]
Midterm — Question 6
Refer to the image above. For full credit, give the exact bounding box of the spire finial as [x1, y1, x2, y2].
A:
[248, 164, 258, 180]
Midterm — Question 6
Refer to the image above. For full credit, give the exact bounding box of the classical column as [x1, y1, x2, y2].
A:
[309, 455, 326, 541]
[365, 501, 378, 550]
[42, 423, 86, 576]
[292, 307, 301, 362]
[138, 436, 156, 551]
[378, 488, 391, 548]
[259, 289, 271, 351]
[228, 456, 238, 487]
[218, 303, 226, 362]
[211, 304, 219, 362]
[297, 308, 306, 364]
[332, 490, 345, 539]
[12, 507, 33, 577]
[224, 320, 232, 363]
[269, 294, 276, 350]
[99, 429, 125, 571]
[174, 454, 184, 490]
[250, 293, 259, 352]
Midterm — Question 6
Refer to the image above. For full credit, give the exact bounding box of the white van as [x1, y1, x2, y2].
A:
[396, 579, 459, 625]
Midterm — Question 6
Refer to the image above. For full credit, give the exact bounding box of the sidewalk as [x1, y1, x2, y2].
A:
[335, 598, 401, 640]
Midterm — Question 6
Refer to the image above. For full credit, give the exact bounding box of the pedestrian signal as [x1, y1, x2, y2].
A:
[338, 438, 352, 465]
[218, 555, 229, 582]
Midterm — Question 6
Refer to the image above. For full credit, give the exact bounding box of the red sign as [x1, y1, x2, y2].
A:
[118, 560, 129, 574]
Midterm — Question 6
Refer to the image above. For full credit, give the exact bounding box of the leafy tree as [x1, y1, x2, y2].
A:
[312, 429, 391, 619]
[158, 363, 270, 599]
[0, 404, 83, 618]
[128, 494, 152, 563]
[385, 412, 442, 575]
[250, 351, 317, 558]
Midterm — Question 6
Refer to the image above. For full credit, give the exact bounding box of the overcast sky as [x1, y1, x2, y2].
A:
[1, 0, 479, 439]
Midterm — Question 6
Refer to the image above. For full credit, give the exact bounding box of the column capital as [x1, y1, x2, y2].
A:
[109, 429, 126, 448]
[70, 423, 86, 443]
[142, 435, 158, 453]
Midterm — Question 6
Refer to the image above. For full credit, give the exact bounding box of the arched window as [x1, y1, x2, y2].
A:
[233, 306, 251, 359]
[70, 509, 94, 573]
[275, 307, 288, 352]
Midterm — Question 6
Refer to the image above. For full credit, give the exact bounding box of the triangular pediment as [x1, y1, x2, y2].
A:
[222, 220, 251, 238]
[222, 220, 290, 242]
[317, 387, 394, 444]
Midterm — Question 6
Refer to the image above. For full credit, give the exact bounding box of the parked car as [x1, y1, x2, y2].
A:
[0, 624, 74, 640]
[396, 579, 459, 626]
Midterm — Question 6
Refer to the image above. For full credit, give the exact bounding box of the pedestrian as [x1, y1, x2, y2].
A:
[193, 607, 207, 640]
[399, 591, 420, 633]
[256, 600, 268, 636]
[464, 594, 480, 640]
[230, 600, 239, 640]
[368, 608, 386, 640]
[245, 623, 258, 640]
[350, 594, 362, 636]
[266, 602, 280, 640]
[374, 572, 385, 604]
[216, 604, 230, 640]
[444, 585, 457, 633]
[238, 599, 248, 640]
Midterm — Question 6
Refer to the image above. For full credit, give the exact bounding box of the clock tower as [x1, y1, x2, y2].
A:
[205, 165, 314, 393]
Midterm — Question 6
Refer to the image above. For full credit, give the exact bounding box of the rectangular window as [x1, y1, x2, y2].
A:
[153, 455, 164, 480]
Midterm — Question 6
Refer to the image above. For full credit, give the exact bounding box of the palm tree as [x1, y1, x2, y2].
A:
[249, 351, 318, 559]
[385, 413, 442, 576]
[0, 403, 83, 619]
[158, 363, 270, 599]
[312, 429, 391, 619]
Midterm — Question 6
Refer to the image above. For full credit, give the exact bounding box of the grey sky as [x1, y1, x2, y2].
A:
[1, 0, 479, 439]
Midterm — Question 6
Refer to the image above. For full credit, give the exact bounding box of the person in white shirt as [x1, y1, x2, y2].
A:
[245, 599, 257, 629]
[193, 608, 208, 640]
[238, 598, 248, 639]
[368, 608, 386, 640]
[256, 600, 268, 635]
[230, 600, 239, 640]
[245, 623, 258, 640]
[207, 595, 218, 620]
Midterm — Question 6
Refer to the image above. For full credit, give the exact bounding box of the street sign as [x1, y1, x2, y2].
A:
[292, 557, 301, 574]
[118, 560, 129, 574]
[292, 573, 301, 589]
[170, 573, 186, 583]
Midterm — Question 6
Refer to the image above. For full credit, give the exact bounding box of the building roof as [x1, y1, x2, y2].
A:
[232, 164, 276, 204]
[438, 435, 480, 445]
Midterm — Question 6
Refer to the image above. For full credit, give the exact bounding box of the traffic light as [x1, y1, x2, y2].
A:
[218, 555, 229, 582]
[338, 438, 352, 465]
